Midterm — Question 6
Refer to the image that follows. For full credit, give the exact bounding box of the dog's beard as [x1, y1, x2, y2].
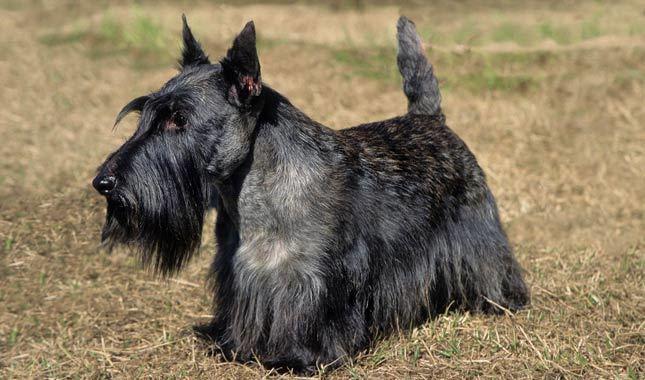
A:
[100, 155, 209, 276]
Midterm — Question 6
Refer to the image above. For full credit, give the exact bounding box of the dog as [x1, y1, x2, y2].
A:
[93, 15, 529, 374]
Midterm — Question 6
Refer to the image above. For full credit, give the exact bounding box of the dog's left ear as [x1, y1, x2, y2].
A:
[222, 21, 262, 106]
[180, 14, 210, 68]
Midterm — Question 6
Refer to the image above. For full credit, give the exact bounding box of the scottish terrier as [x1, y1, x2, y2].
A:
[93, 15, 529, 374]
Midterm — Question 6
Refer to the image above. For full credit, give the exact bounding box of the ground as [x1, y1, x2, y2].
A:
[0, 1, 643, 378]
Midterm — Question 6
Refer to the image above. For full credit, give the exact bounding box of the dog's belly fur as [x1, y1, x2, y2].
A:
[212, 113, 528, 369]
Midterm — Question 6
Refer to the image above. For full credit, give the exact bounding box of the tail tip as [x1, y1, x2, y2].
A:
[397, 16, 423, 51]
[397, 15, 414, 30]
[397, 15, 418, 37]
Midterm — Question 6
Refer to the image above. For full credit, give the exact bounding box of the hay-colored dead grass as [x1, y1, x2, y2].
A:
[1, 1, 643, 379]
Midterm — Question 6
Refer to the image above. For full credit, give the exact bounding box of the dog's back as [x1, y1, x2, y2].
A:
[339, 16, 484, 228]
[338, 112, 529, 325]
[333, 17, 529, 331]
[339, 16, 479, 203]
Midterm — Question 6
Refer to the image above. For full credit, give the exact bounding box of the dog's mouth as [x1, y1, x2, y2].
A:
[95, 177, 207, 275]
[103, 192, 125, 210]
[100, 194, 140, 247]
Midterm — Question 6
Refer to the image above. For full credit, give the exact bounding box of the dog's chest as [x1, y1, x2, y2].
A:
[233, 164, 331, 273]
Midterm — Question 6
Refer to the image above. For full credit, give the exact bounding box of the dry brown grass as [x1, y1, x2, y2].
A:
[1, 1, 644, 378]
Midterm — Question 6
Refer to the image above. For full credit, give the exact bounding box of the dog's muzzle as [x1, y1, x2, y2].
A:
[92, 175, 117, 196]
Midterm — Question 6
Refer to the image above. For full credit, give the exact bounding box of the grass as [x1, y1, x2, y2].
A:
[538, 22, 573, 45]
[491, 22, 533, 45]
[332, 47, 399, 83]
[453, 21, 482, 46]
[414, 10, 642, 48]
[331, 46, 540, 93]
[39, 10, 173, 68]
[2, 0, 644, 379]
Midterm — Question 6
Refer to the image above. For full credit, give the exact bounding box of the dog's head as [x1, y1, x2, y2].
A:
[92, 16, 263, 275]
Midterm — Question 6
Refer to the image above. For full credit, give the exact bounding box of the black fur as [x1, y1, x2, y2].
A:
[93, 15, 529, 374]
[180, 14, 210, 68]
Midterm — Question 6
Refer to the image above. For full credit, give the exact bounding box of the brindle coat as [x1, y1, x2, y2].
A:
[93, 15, 529, 374]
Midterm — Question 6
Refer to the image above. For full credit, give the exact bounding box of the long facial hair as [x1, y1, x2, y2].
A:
[100, 133, 210, 276]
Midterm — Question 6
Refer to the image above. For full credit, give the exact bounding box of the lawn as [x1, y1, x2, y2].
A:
[1, 1, 643, 378]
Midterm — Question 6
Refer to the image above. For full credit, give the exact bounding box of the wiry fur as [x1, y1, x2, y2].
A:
[93, 15, 529, 374]
[397, 16, 441, 116]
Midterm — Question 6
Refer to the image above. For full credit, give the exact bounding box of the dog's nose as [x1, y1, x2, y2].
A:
[92, 175, 117, 195]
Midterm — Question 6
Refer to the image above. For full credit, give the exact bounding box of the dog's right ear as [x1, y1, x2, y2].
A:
[221, 21, 262, 107]
[180, 14, 210, 68]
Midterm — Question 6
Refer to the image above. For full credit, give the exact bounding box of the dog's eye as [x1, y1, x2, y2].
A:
[165, 111, 188, 131]
[172, 111, 187, 127]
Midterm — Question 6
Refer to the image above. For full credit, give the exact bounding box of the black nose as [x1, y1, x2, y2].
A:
[92, 175, 117, 195]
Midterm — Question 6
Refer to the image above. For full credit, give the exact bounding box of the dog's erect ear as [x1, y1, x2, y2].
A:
[221, 21, 262, 106]
[180, 14, 210, 68]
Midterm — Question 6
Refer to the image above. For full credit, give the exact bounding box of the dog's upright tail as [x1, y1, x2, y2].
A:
[397, 16, 441, 116]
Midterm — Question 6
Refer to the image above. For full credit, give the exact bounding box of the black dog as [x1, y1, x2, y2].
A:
[93, 15, 529, 373]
